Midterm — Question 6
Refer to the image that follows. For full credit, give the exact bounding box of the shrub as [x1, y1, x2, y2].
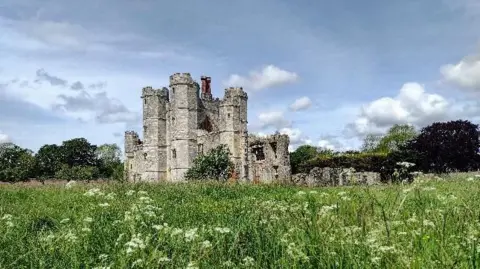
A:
[55, 165, 99, 181]
[185, 145, 234, 181]
[408, 120, 480, 173]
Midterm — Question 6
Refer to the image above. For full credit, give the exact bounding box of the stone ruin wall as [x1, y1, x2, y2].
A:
[291, 167, 381, 187]
[248, 133, 291, 183]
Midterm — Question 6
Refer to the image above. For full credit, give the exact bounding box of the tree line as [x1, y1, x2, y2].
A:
[0, 138, 123, 182]
[290, 119, 480, 182]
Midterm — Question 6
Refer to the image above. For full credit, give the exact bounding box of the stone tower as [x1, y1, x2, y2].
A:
[219, 87, 249, 180]
[124, 72, 291, 183]
[141, 86, 168, 181]
[168, 73, 198, 181]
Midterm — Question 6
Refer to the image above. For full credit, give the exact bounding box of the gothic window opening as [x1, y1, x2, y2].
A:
[199, 116, 213, 132]
[252, 145, 265, 161]
[172, 149, 176, 159]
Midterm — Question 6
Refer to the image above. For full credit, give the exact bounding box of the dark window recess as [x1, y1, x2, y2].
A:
[252, 145, 265, 161]
[198, 144, 204, 155]
[172, 117, 175, 125]
[144, 99, 147, 104]
[199, 117, 213, 132]
[172, 149, 176, 158]
[270, 142, 277, 158]
[143, 152, 147, 160]
[143, 125, 147, 134]
[227, 113, 231, 118]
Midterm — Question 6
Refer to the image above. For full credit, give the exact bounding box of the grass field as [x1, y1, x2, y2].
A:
[1, 174, 480, 268]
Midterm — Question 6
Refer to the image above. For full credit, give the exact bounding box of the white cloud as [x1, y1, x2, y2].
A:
[258, 111, 291, 129]
[224, 65, 299, 91]
[289, 96, 312, 111]
[347, 82, 450, 136]
[0, 131, 10, 144]
[440, 53, 480, 92]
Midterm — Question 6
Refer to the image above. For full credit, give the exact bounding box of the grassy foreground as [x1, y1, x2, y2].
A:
[1, 175, 480, 268]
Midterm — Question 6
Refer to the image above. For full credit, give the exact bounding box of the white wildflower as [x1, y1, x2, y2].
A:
[126, 190, 135, 196]
[423, 219, 435, 227]
[296, 191, 306, 195]
[184, 228, 198, 242]
[98, 203, 110, 207]
[214, 227, 231, 234]
[242, 256, 255, 266]
[125, 233, 146, 255]
[138, 190, 148, 195]
[84, 188, 104, 197]
[171, 228, 183, 236]
[186, 261, 198, 269]
[84, 217, 93, 223]
[158, 257, 171, 262]
[60, 218, 70, 224]
[201, 240, 212, 249]
[105, 193, 116, 200]
[64, 231, 78, 243]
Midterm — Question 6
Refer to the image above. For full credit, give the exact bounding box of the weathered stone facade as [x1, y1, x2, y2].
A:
[124, 73, 291, 182]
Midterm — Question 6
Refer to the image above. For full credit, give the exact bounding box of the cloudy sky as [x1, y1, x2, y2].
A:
[1, 0, 480, 152]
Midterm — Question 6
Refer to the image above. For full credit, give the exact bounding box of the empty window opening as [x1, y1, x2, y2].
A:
[198, 144, 204, 155]
[227, 113, 231, 118]
[144, 99, 147, 105]
[143, 125, 147, 134]
[143, 152, 147, 160]
[270, 142, 277, 158]
[172, 149, 176, 159]
[199, 117, 213, 132]
[273, 165, 279, 179]
[252, 145, 265, 161]
[130, 164, 133, 169]
[172, 117, 175, 125]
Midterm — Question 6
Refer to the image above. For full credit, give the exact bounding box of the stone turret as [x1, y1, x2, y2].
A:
[169, 73, 198, 181]
[220, 87, 249, 180]
[141, 86, 168, 181]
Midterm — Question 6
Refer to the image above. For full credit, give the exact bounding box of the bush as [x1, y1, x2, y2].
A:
[408, 120, 480, 173]
[185, 145, 234, 181]
[55, 165, 99, 181]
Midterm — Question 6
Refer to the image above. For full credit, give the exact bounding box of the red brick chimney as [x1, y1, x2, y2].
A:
[200, 75, 212, 100]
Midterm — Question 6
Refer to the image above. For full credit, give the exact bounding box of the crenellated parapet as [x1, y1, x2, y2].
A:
[125, 131, 141, 154]
[223, 87, 248, 102]
[169, 73, 194, 86]
[142, 86, 169, 100]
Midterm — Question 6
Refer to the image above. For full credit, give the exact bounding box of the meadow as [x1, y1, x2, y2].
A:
[1, 174, 480, 268]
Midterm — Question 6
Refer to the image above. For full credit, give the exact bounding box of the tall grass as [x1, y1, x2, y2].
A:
[0, 175, 479, 268]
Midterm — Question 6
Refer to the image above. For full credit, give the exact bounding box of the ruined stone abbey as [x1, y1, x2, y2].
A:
[124, 73, 291, 182]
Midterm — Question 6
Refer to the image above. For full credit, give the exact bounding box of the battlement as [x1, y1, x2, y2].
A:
[169, 73, 194, 86]
[248, 133, 289, 144]
[125, 130, 139, 138]
[223, 87, 248, 100]
[142, 86, 169, 99]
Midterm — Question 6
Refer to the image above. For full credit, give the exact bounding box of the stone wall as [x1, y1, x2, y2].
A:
[291, 167, 381, 187]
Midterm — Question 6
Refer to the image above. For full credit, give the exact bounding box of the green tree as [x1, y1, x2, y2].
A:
[35, 144, 63, 178]
[60, 138, 97, 167]
[0, 144, 36, 182]
[290, 145, 318, 174]
[185, 145, 234, 181]
[361, 124, 417, 154]
[376, 124, 417, 153]
[361, 134, 382, 153]
[408, 120, 479, 173]
[96, 143, 123, 179]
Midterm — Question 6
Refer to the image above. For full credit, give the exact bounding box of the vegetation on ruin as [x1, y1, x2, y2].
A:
[1, 173, 480, 268]
[185, 145, 234, 181]
[290, 120, 480, 181]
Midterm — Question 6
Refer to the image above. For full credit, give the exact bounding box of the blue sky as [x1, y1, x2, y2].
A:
[1, 0, 480, 152]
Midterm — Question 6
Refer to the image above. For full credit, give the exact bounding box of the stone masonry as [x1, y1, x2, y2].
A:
[124, 73, 291, 182]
